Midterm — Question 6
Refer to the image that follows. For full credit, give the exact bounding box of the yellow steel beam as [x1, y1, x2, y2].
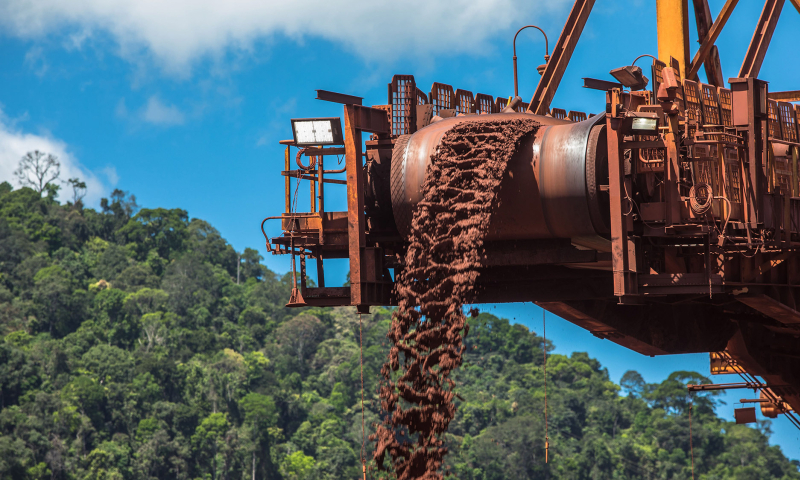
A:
[686, 0, 738, 79]
[657, 0, 690, 77]
[791, 0, 800, 13]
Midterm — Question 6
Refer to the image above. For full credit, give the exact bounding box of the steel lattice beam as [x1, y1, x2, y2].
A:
[688, 0, 733, 85]
[528, 0, 595, 115]
[739, 0, 785, 78]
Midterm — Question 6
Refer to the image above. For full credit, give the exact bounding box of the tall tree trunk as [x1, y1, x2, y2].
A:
[252, 452, 256, 480]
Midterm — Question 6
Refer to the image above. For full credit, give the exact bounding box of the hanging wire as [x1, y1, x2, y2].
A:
[359, 312, 367, 480]
[543, 308, 549, 464]
[689, 402, 695, 479]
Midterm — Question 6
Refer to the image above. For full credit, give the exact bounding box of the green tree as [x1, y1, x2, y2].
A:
[192, 412, 230, 479]
[280, 451, 316, 480]
[14, 151, 60, 194]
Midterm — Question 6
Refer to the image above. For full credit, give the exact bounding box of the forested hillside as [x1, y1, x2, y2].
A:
[0, 181, 798, 479]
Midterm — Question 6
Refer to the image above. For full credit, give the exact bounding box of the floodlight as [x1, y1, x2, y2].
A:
[621, 112, 660, 134]
[291, 117, 344, 146]
[631, 117, 657, 131]
[609, 65, 649, 91]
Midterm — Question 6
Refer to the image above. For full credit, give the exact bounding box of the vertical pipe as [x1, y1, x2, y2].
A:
[316, 250, 325, 288]
[792, 146, 799, 197]
[717, 147, 728, 219]
[317, 153, 325, 286]
[318, 154, 325, 245]
[657, 0, 690, 77]
[285, 146, 291, 214]
[310, 155, 317, 213]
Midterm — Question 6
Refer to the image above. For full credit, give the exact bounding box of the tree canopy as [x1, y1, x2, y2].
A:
[0, 181, 797, 479]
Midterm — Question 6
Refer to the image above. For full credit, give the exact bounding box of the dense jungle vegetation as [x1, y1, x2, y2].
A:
[0, 180, 798, 479]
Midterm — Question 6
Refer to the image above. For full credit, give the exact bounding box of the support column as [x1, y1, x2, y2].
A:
[606, 89, 638, 299]
[344, 105, 366, 307]
[657, 0, 691, 77]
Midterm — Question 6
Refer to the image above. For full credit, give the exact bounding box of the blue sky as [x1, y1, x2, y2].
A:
[1, 0, 798, 461]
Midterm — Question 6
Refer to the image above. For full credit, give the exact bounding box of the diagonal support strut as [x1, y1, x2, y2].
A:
[527, 0, 595, 115]
[688, 0, 737, 84]
[739, 0, 785, 78]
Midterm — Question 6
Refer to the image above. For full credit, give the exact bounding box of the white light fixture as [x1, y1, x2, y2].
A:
[291, 117, 344, 146]
[623, 112, 660, 134]
[631, 117, 657, 131]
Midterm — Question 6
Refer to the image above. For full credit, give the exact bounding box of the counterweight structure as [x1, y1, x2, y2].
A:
[263, 0, 800, 425]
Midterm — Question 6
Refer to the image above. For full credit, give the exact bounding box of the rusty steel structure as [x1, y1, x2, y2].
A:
[263, 0, 800, 427]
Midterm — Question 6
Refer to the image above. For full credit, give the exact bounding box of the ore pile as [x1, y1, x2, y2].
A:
[372, 119, 541, 479]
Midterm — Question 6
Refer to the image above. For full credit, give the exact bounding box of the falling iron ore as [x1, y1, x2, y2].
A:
[371, 119, 541, 480]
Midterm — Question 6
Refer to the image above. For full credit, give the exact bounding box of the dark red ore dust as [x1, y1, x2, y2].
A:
[371, 119, 541, 480]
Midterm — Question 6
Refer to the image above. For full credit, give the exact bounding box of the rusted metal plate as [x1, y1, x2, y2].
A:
[344, 105, 366, 306]
[768, 99, 783, 139]
[568, 111, 587, 122]
[769, 90, 800, 102]
[683, 79, 703, 123]
[416, 88, 428, 105]
[734, 407, 757, 424]
[481, 240, 597, 266]
[388, 75, 416, 136]
[638, 273, 724, 294]
[316, 89, 363, 105]
[718, 87, 733, 126]
[537, 302, 669, 356]
[280, 211, 348, 232]
[455, 89, 475, 115]
[302, 147, 346, 156]
[778, 102, 798, 143]
[300, 287, 351, 307]
[738, 294, 800, 325]
[429, 82, 455, 117]
[475, 93, 495, 114]
[351, 105, 390, 134]
[583, 77, 622, 91]
[700, 83, 721, 125]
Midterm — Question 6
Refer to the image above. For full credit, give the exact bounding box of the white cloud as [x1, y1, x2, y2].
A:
[0, 0, 569, 75]
[102, 165, 119, 186]
[24, 46, 48, 76]
[141, 96, 184, 125]
[115, 98, 128, 118]
[0, 110, 110, 206]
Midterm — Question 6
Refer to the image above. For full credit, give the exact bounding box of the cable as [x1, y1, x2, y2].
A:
[689, 182, 713, 215]
[543, 308, 549, 464]
[359, 312, 367, 480]
[712, 196, 732, 245]
[689, 402, 695, 480]
[632, 54, 658, 67]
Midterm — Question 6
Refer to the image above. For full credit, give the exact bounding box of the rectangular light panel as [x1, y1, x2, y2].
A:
[291, 117, 343, 146]
[631, 117, 658, 131]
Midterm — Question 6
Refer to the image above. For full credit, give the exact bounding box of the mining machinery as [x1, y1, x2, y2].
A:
[262, 0, 800, 427]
